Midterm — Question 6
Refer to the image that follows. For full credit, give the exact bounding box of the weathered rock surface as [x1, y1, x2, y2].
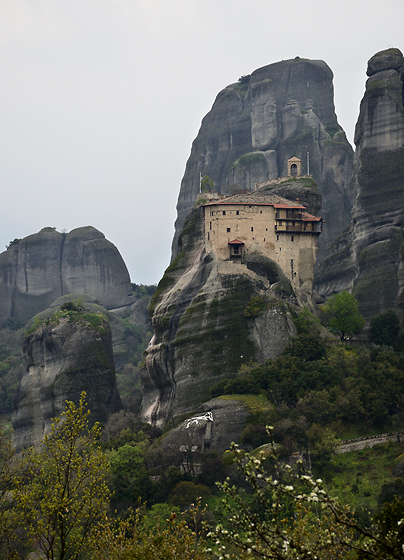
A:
[141, 198, 302, 427]
[0, 226, 134, 328]
[150, 398, 250, 461]
[315, 48, 404, 319]
[24, 294, 148, 372]
[12, 313, 121, 449]
[173, 57, 353, 263]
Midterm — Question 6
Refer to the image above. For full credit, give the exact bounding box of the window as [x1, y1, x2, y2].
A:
[207, 233, 210, 240]
[251, 227, 254, 232]
[223, 211, 226, 215]
[236, 210, 239, 215]
[210, 222, 212, 230]
[276, 234, 279, 241]
[291, 235, 294, 242]
[234, 246, 239, 255]
[227, 228, 231, 233]
[260, 210, 262, 214]
[263, 238, 265, 242]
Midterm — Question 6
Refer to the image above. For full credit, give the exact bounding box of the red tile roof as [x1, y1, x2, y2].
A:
[302, 212, 322, 222]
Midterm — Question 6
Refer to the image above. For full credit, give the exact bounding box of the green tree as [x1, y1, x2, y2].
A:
[324, 291, 365, 341]
[200, 175, 214, 193]
[369, 309, 401, 348]
[0, 428, 25, 559]
[91, 501, 208, 560]
[293, 306, 322, 335]
[18, 392, 110, 560]
[109, 441, 153, 510]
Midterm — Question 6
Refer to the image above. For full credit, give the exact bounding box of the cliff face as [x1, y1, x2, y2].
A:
[0, 226, 133, 328]
[12, 311, 121, 449]
[141, 181, 325, 425]
[173, 57, 353, 262]
[315, 49, 404, 319]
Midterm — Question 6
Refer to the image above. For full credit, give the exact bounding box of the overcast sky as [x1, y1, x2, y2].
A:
[0, 0, 402, 285]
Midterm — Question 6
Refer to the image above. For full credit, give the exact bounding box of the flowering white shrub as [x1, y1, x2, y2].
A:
[210, 428, 404, 560]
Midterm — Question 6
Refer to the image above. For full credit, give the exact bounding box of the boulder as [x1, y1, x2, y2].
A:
[366, 48, 403, 76]
[149, 397, 250, 462]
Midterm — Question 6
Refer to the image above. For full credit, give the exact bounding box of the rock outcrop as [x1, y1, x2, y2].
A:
[315, 48, 404, 319]
[0, 226, 134, 329]
[149, 398, 250, 463]
[173, 57, 353, 263]
[12, 309, 121, 449]
[24, 294, 148, 372]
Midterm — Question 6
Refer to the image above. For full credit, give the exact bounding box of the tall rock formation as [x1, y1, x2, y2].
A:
[0, 226, 134, 328]
[315, 48, 404, 319]
[141, 178, 323, 427]
[12, 307, 121, 449]
[172, 57, 353, 262]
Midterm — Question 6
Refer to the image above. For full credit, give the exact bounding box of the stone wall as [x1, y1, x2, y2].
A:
[203, 202, 319, 293]
[336, 432, 402, 454]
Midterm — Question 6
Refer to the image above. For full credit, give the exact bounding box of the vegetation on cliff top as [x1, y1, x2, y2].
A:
[25, 300, 108, 335]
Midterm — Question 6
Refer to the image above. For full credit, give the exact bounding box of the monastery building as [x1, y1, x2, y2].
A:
[201, 192, 323, 291]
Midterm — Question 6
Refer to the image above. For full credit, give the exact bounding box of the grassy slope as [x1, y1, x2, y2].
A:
[328, 441, 404, 511]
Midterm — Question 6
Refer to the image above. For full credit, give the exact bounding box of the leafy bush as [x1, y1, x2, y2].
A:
[369, 309, 401, 348]
[244, 296, 268, 318]
[293, 306, 321, 334]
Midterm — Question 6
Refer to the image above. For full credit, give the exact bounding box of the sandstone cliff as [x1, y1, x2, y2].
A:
[173, 57, 353, 262]
[12, 307, 121, 449]
[140, 180, 325, 426]
[315, 48, 404, 319]
[0, 226, 134, 329]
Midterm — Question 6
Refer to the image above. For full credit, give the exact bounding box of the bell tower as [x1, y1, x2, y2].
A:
[287, 156, 302, 177]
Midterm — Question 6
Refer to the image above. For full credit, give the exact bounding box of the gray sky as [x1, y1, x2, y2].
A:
[0, 0, 402, 285]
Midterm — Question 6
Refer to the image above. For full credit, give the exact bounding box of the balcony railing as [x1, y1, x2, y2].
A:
[275, 224, 319, 233]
